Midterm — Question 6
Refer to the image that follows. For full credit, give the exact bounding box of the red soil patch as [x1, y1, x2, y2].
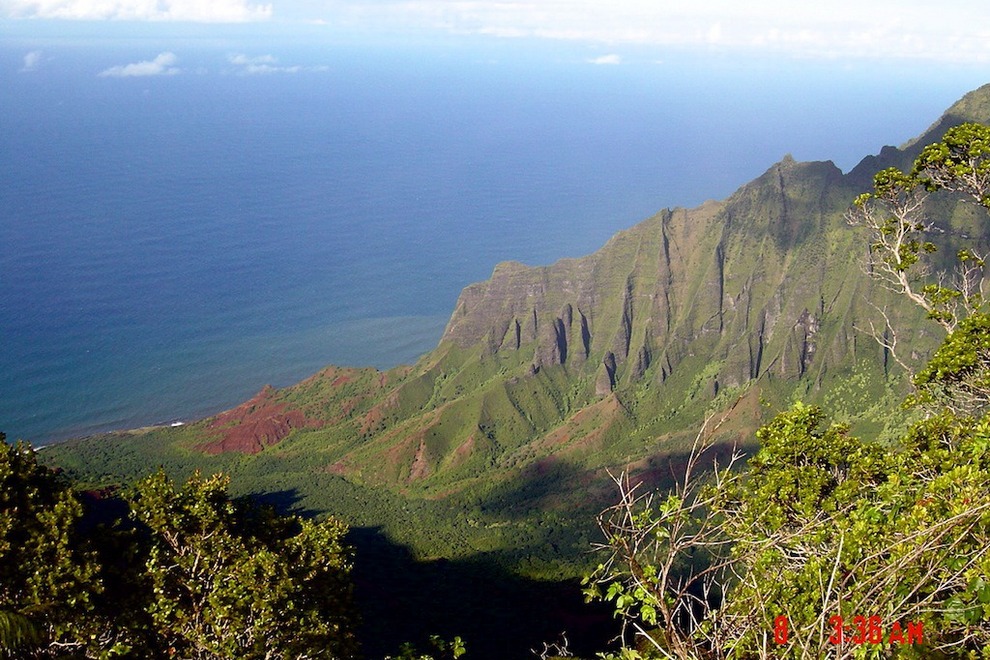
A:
[197, 385, 324, 455]
[449, 434, 476, 468]
[340, 396, 363, 416]
[372, 421, 433, 483]
[409, 436, 431, 482]
[532, 394, 626, 456]
[360, 405, 385, 435]
[326, 460, 349, 476]
[366, 411, 445, 484]
[359, 390, 401, 434]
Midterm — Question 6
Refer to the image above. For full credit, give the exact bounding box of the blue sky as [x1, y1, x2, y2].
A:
[3, 0, 990, 64]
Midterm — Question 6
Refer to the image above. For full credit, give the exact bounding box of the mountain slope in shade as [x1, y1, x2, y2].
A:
[46, 84, 990, 533]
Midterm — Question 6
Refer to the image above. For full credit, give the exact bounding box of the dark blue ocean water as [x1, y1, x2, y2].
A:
[0, 39, 984, 444]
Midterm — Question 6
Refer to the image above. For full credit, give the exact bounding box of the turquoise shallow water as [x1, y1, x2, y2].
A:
[0, 41, 982, 443]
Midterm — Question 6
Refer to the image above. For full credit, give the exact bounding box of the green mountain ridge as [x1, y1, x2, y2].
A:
[43, 83, 990, 562]
[37, 82, 990, 659]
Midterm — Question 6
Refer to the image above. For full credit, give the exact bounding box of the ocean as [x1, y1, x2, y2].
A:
[0, 35, 985, 444]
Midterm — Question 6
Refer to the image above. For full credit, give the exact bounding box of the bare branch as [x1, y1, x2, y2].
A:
[852, 299, 914, 374]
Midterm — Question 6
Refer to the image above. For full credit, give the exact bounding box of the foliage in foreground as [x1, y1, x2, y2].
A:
[584, 124, 990, 659]
[0, 437, 359, 659]
[129, 470, 359, 659]
[587, 403, 990, 659]
[0, 434, 108, 657]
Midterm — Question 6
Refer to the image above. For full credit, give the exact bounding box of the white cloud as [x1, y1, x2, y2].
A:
[98, 51, 180, 77]
[706, 23, 723, 45]
[6, 0, 989, 63]
[20, 50, 43, 72]
[226, 52, 328, 75]
[2, 0, 272, 22]
[588, 53, 621, 65]
[316, 0, 990, 63]
[227, 53, 277, 66]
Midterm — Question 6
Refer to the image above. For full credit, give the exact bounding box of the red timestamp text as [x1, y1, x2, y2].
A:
[773, 615, 923, 646]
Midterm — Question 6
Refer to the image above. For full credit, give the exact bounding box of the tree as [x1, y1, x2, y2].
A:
[127, 469, 360, 660]
[847, 122, 990, 336]
[0, 435, 362, 659]
[713, 405, 990, 657]
[0, 433, 113, 658]
[849, 122, 990, 417]
[585, 124, 990, 659]
[587, 409, 990, 659]
[384, 635, 467, 660]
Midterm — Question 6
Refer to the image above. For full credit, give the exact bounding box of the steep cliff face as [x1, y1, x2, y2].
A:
[441, 156, 869, 394]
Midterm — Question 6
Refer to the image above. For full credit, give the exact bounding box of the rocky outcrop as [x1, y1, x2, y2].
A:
[596, 352, 617, 396]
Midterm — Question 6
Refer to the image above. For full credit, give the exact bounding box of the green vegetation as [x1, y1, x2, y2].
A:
[0, 438, 359, 658]
[584, 123, 990, 658]
[0, 434, 105, 657]
[129, 469, 359, 659]
[587, 402, 990, 658]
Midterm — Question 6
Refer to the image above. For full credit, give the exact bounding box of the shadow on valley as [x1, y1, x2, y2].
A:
[473, 458, 602, 521]
[247, 487, 319, 517]
[337, 448, 744, 658]
[239, 452, 743, 658]
[472, 443, 743, 523]
[243, 487, 620, 657]
[73, 451, 741, 659]
[348, 526, 619, 660]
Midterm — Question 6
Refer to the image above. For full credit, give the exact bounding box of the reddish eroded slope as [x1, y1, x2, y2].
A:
[198, 385, 324, 455]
